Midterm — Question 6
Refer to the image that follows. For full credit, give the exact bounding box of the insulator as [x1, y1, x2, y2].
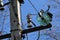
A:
[27, 22, 32, 28]
[0, 7, 4, 10]
[26, 14, 32, 28]
[27, 14, 31, 22]
[0, 0, 4, 10]
[40, 9, 44, 15]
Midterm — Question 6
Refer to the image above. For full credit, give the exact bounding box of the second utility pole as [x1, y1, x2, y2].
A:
[9, 0, 22, 40]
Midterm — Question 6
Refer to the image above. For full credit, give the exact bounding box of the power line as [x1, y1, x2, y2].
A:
[28, 0, 41, 40]
[20, 5, 25, 29]
[37, 31, 40, 40]
[28, 0, 39, 13]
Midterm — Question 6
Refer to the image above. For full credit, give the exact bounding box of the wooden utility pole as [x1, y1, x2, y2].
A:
[9, 0, 22, 40]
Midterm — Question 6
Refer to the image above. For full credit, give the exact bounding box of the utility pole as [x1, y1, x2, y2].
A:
[9, 0, 22, 40]
[0, 0, 52, 40]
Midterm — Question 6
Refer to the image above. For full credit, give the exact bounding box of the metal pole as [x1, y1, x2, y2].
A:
[9, 0, 22, 40]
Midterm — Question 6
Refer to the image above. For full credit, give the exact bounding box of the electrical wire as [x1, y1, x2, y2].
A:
[28, 0, 43, 21]
[1, 15, 5, 33]
[28, 0, 39, 13]
[20, 4, 25, 29]
[8, 38, 11, 40]
[0, 7, 10, 34]
[37, 31, 40, 40]
[28, 0, 40, 40]
[0, 11, 5, 34]
[31, 21, 36, 27]
[26, 34, 28, 40]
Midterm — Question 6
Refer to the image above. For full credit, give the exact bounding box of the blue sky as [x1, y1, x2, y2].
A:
[0, 0, 60, 40]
